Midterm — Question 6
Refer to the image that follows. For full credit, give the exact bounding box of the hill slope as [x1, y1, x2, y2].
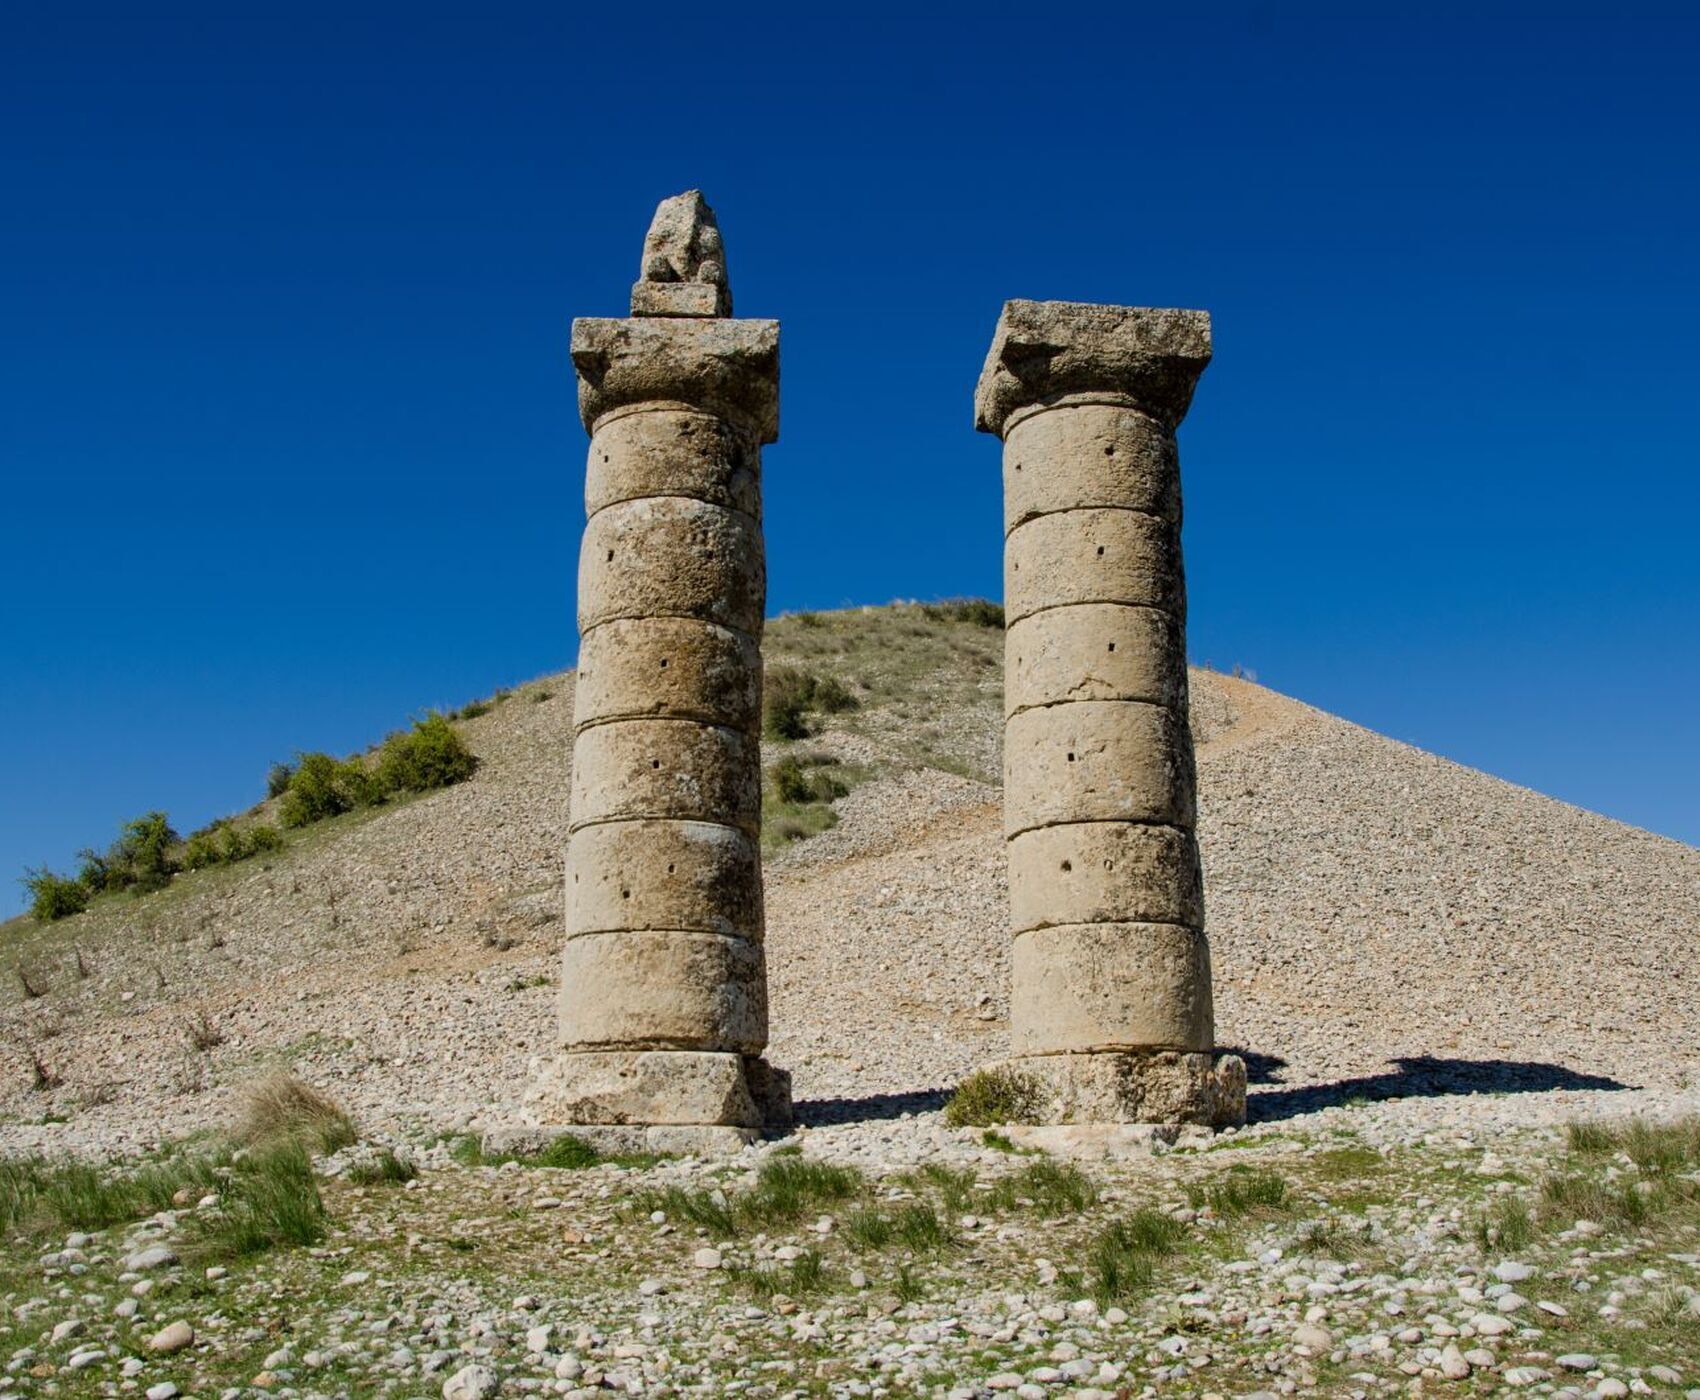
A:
[3, 604, 1696, 1153]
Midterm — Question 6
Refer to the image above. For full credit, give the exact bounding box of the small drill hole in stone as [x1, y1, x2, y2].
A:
[1104, 859, 1115, 872]
[1105, 445, 1115, 456]
[659, 658, 669, 668]
[606, 549, 614, 562]
[1107, 642, 1116, 652]
[1096, 545, 1105, 556]
[1066, 752, 1075, 762]
[621, 889, 630, 900]
[651, 759, 660, 769]
[666, 863, 675, 874]
[1060, 860, 1072, 872]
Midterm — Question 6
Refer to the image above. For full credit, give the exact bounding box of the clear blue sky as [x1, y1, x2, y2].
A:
[3, 3, 1697, 916]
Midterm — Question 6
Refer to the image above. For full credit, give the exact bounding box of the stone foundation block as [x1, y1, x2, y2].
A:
[566, 819, 761, 940]
[1005, 508, 1184, 626]
[1003, 701, 1196, 837]
[1010, 921, 1214, 1054]
[1000, 1049, 1246, 1127]
[578, 497, 764, 636]
[570, 720, 760, 835]
[575, 617, 761, 734]
[1003, 403, 1178, 533]
[558, 929, 767, 1053]
[1007, 823, 1202, 934]
[524, 1049, 784, 1129]
[1005, 603, 1186, 719]
[586, 408, 759, 520]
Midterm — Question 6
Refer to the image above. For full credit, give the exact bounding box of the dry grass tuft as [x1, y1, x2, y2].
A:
[235, 1073, 355, 1153]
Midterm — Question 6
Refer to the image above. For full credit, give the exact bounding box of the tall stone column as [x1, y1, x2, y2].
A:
[523, 192, 790, 1153]
[975, 299, 1245, 1128]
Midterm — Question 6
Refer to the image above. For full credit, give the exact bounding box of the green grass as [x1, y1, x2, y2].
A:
[986, 1159, 1098, 1215]
[1473, 1193, 1536, 1252]
[1188, 1166, 1291, 1219]
[725, 1248, 835, 1301]
[193, 1139, 326, 1258]
[1085, 1208, 1188, 1304]
[345, 1148, 418, 1186]
[844, 1201, 954, 1254]
[636, 1156, 865, 1239]
[943, 1067, 1043, 1127]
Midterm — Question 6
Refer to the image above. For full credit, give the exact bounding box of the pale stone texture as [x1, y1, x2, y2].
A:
[975, 299, 1243, 1126]
[533, 192, 789, 1140]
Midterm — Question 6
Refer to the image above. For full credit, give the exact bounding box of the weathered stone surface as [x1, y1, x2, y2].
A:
[1003, 403, 1178, 534]
[575, 617, 761, 734]
[980, 298, 1233, 1126]
[1010, 922, 1214, 1054]
[1003, 700, 1196, 837]
[566, 819, 761, 940]
[524, 1049, 763, 1127]
[585, 408, 759, 520]
[569, 720, 761, 835]
[1005, 603, 1186, 718]
[999, 1050, 1246, 1126]
[572, 316, 778, 443]
[974, 299, 1212, 436]
[545, 194, 787, 1144]
[578, 496, 765, 636]
[632, 189, 732, 317]
[1007, 822, 1202, 933]
[1005, 508, 1184, 626]
[558, 929, 767, 1053]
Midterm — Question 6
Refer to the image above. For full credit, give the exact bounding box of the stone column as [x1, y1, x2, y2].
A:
[974, 299, 1245, 1128]
[523, 192, 790, 1153]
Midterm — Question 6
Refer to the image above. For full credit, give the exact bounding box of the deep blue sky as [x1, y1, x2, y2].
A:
[3, 4, 1697, 916]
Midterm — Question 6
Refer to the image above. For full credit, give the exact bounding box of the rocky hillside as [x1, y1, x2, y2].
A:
[3, 603, 1697, 1156]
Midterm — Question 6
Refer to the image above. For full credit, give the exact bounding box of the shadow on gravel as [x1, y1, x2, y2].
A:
[793, 1089, 951, 1127]
[1244, 1055, 1633, 1123]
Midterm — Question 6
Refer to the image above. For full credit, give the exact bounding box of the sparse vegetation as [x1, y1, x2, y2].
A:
[943, 1067, 1044, 1127]
[763, 665, 859, 740]
[20, 868, 89, 922]
[1188, 1166, 1290, 1219]
[345, 1147, 418, 1186]
[193, 1138, 326, 1258]
[1086, 1207, 1187, 1304]
[987, 1158, 1099, 1214]
[919, 598, 1003, 628]
[235, 1073, 357, 1153]
[374, 713, 479, 794]
[183, 819, 284, 871]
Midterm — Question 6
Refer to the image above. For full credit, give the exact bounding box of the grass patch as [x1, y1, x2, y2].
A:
[1086, 1208, 1187, 1304]
[1473, 1193, 1536, 1252]
[636, 1156, 865, 1239]
[846, 1201, 954, 1254]
[726, 1248, 834, 1300]
[236, 1073, 356, 1153]
[193, 1139, 325, 1258]
[987, 1159, 1098, 1215]
[345, 1148, 417, 1186]
[1188, 1166, 1290, 1220]
[943, 1067, 1043, 1127]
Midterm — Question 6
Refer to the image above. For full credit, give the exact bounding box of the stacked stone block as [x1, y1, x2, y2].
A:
[976, 299, 1246, 1127]
[522, 194, 790, 1150]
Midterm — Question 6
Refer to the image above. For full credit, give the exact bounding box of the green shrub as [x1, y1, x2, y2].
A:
[21, 868, 90, 922]
[944, 1068, 1044, 1127]
[279, 752, 377, 828]
[247, 824, 284, 856]
[456, 698, 493, 720]
[920, 598, 1004, 628]
[763, 666, 860, 739]
[266, 762, 295, 799]
[374, 713, 477, 795]
[113, 812, 179, 894]
[771, 754, 849, 805]
[184, 821, 285, 871]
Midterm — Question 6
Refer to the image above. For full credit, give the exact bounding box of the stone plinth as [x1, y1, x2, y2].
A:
[975, 299, 1245, 1128]
[527, 193, 790, 1149]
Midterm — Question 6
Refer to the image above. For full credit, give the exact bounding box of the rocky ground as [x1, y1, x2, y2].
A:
[2, 603, 1697, 1397]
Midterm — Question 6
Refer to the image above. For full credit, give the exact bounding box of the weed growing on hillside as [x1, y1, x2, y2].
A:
[943, 1068, 1043, 1127]
[236, 1073, 356, 1153]
[764, 665, 859, 739]
[1189, 1167, 1291, 1219]
[195, 1139, 325, 1258]
[346, 1148, 418, 1186]
[987, 1159, 1098, 1214]
[20, 868, 89, 922]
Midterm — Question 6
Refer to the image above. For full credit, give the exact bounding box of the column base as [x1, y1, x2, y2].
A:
[1000, 1049, 1246, 1128]
[519, 1048, 792, 1139]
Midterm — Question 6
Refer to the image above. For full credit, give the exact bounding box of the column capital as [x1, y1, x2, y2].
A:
[571, 317, 779, 444]
[974, 300, 1212, 438]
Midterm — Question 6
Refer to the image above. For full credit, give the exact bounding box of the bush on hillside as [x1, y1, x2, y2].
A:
[771, 754, 848, 805]
[764, 667, 860, 740]
[266, 762, 295, 799]
[183, 821, 285, 871]
[920, 598, 1004, 629]
[21, 868, 90, 923]
[72, 813, 180, 897]
[374, 714, 477, 795]
[278, 753, 377, 829]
